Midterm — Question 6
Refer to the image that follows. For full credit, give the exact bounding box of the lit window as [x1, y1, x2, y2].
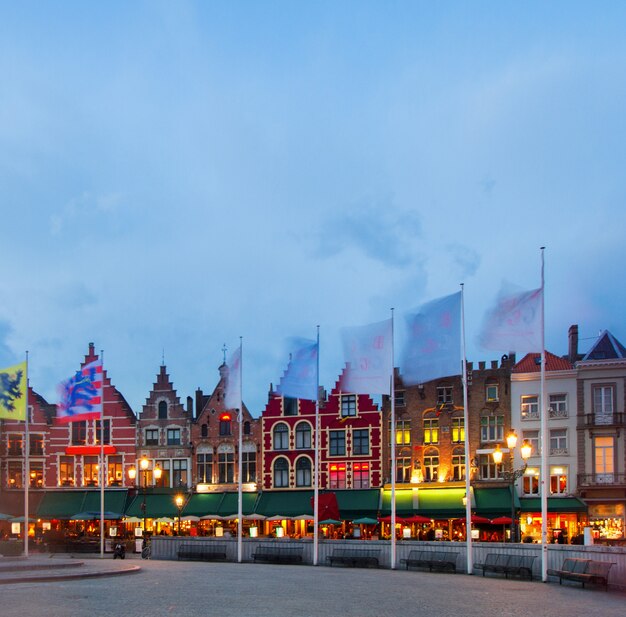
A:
[550, 466, 568, 495]
[522, 430, 540, 455]
[521, 396, 539, 420]
[478, 453, 501, 480]
[59, 456, 75, 486]
[549, 394, 568, 418]
[353, 463, 370, 488]
[29, 462, 44, 488]
[451, 418, 464, 443]
[424, 418, 439, 444]
[486, 384, 499, 402]
[391, 420, 411, 445]
[523, 469, 540, 495]
[423, 450, 439, 482]
[329, 464, 346, 489]
[219, 413, 232, 436]
[8, 461, 23, 488]
[8, 434, 23, 456]
[30, 434, 44, 456]
[452, 449, 465, 481]
[107, 455, 123, 486]
[83, 456, 99, 486]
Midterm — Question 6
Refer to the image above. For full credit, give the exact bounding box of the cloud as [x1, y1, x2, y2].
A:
[447, 244, 481, 279]
[0, 320, 14, 365]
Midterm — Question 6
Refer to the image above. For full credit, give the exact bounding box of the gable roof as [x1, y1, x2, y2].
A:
[583, 330, 626, 361]
[512, 351, 573, 373]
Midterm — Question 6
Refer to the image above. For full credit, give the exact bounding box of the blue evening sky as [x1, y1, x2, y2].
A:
[1, 2, 625, 415]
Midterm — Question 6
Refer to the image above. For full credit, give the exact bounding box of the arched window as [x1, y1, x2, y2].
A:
[273, 458, 289, 488]
[295, 457, 311, 487]
[396, 447, 412, 483]
[423, 447, 439, 482]
[201, 424, 208, 438]
[273, 423, 289, 450]
[295, 422, 311, 449]
[217, 444, 235, 483]
[452, 447, 465, 481]
[158, 401, 168, 419]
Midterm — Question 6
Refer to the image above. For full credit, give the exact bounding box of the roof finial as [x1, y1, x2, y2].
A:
[161, 348, 165, 366]
[222, 343, 227, 365]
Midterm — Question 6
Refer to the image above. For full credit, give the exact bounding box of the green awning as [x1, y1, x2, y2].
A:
[474, 487, 519, 516]
[336, 489, 380, 519]
[37, 491, 88, 519]
[416, 487, 466, 518]
[217, 492, 258, 517]
[255, 491, 314, 518]
[125, 493, 181, 518]
[520, 497, 587, 513]
[182, 493, 225, 518]
[381, 489, 416, 517]
[81, 490, 128, 518]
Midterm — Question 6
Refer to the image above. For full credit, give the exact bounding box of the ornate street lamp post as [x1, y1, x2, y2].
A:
[492, 432, 532, 543]
[175, 495, 184, 535]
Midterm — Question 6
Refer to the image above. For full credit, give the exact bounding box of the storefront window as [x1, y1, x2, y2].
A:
[59, 456, 75, 486]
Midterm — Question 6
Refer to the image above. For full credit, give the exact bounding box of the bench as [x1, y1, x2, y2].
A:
[400, 550, 458, 573]
[327, 548, 380, 568]
[177, 542, 228, 561]
[547, 558, 614, 591]
[252, 544, 304, 564]
[474, 553, 536, 580]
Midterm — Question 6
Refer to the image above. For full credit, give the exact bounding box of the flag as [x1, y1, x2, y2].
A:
[479, 286, 543, 354]
[57, 359, 103, 423]
[401, 291, 462, 384]
[341, 318, 393, 395]
[0, 361, 27, 421]
[276, 338, 318, 401]
[224, 345, 242, 414]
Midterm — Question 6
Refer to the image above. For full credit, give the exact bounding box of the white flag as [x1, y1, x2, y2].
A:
[224, 345, 242, 414]
[341, 318, 393, 395]
[276, 338, 319, 401]
[479, 286, 542, 354]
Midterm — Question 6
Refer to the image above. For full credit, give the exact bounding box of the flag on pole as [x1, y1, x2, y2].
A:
[401, 291, 462, 384]
[57, 359, 103, 423]
[479, 286, 543, 354]
[0, 361, 27, 420]
[276, 338, 319, 401]
[224, 345, 242, 412]
[340, 318, 393, 395]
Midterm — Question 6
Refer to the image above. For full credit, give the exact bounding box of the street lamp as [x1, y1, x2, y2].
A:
[175, 494, 184, 535]
[492, 431, 532, 542]
[128, 457, 162, 535]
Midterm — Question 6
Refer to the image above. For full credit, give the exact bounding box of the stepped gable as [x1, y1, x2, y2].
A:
[142, 363, 190, 418]
[582, 330, 626, 361]
[512, 351, 573, 373]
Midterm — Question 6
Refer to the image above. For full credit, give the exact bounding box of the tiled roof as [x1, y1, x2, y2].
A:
[583, 330, 626, 361]
[512, 351, 573, 373]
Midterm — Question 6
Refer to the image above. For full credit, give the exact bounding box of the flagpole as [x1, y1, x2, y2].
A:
[24, 351, 29, 557]
[461, 284, 473, 574]
[390, 308, 396, 570]
[237, 337, 243, 564]
[100, 349, 105, 558]
[313, 325, 320, 566]
[539, 248, 548, 581]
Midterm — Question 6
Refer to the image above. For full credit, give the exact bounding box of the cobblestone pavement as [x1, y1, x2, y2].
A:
[1, 558, 624, 617]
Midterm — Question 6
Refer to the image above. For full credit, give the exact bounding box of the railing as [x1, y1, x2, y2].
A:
[549, 448, 568, 456]
[582, 412, 625, 427]
[521, 410, 540, 421]
[578, 473, 626, 487]
[548, 408, 568, 419]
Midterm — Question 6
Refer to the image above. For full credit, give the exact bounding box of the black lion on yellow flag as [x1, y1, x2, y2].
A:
[0, 368, 24, 414]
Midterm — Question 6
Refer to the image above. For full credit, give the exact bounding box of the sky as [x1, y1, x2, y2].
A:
[1, 1, 626, 417]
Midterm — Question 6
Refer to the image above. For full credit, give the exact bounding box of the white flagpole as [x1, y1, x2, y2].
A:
[313, 326, 320, 566]
[390, 308, 396, 570]
[237, 337, 243, 564]
[100, 349, 105, 559]
[540, 248, 548, 581]
[461, 284, 473, 574]
[24, 351, 29, 557]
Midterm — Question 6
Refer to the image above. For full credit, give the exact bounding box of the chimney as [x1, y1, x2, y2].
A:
[89, 342, 95, 356]
[568, 324, 579, 363]
[187, 396, 194, 417]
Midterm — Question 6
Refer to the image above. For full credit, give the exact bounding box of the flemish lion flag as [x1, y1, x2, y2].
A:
[0, 361, 27, 420]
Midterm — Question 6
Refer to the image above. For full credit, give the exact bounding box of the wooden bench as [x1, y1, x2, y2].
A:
[252, 544, 304, 564]
[177, 542, 228, 561]
[327, 548, 380, 568]
[547, 558, 614, 591]
[400, 550, 458, 573]
[474, 553, 536, 580]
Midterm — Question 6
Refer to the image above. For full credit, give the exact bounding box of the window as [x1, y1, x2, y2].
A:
[167, 428, 181, 446]
[329, 464, 346, 489]
[197, 452, 213, 483]
[30, 434, 44, 456]
[201, 424, 208, 438]
[173, 459, 188, 487]
[478, 453, 501, 480]
[521, 395, 539, 420]
[158, 401, 168, 419]
[423, 450, 439, 482]
[107, 455, 123, 485]
[329, 430, 346, 456]
[29, 462, 44, 488]
[283, 397, 298, 416]
[437, 386, 453, 405]
[549, 428, 567, 455]
[486, 384, 499, 402]
[423, 418, 439, 444]
[59, 456, 75, 486]
[593, 385, 614, 423]
[341, 394, 357, 417]
[72, 421, 87, 445]
[273, 458, 289, 488]
[145, 429, 159, 446]
[522, 430, 540, 456]
[451, 418, 464, 443]
[156, 460, 170, 487]
[8, 461, 23, 488]
[452, 449, 465, 481]
[243, 421, 251, 435]
[295, 423, 311, 449]
[273, 423, 289, 450]
[218, 449, 234, 484]
[242, 448, 256, 483]
[392, 420, 411, 445]
[523, 469, 540, 495]
[395, 448, 412, 483]
[83, 456, 99, 486]
[549, 394, 568, 418]
[219, 414, 232, 436]
[395, 391, 405, 407]
[594, 436, 614, 481]
[295, 457, 312, 487]
[352, 463, 370, 488]
[352, 429, 369, 455]
[7, 434, 22, 456]
[95, 419, 111, 445]
[480, 415, 503, 442]
[550, 466, 568, 494]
